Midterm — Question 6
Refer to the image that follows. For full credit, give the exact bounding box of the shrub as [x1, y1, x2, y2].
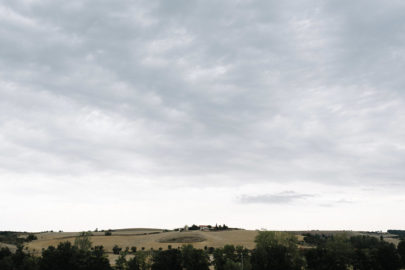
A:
[26, 234, 37, 242]
[113, 245, 122, 255]
[74, 232, 92, 251]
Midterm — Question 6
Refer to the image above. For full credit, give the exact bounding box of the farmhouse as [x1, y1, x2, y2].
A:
[199, 225, 210, 231]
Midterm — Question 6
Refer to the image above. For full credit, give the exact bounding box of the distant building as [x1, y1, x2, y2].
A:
[199, 225, 209, 231]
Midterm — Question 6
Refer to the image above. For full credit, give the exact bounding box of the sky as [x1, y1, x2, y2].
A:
[1, 0, 405, 232]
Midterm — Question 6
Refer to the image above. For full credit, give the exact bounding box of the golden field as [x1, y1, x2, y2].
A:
[2, 228, 400, 265]
[25, 229, 258, 255]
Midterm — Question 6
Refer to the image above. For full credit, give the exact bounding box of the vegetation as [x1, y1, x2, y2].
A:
[251, 231, 303, 270]
[1, 231, 405, 270]
[113, 245, 122, 255]
[398, 240, 405, 268]
[304, 234, 402, 270]
[388, 230, 405, 240]
[0, 242, 110, 270]
[26, 234, 38, 242]
[0, 231, 37, 245]
[74, 231, 93, 251]
[187, 224, 230, 231]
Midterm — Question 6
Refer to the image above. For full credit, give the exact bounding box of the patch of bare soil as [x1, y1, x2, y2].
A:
[158, 234, 206, 243]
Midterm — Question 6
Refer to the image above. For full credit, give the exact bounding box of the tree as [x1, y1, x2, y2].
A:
[74, 231, 92, 251]
[128, 256, 141, 270]
[151, 249, 182, 270]
[135, 251, 150, 270]
[113, 245, 122, 255]
[251, 231, 304, 270]
[189, 224, 199, 231]
[115, 253, 128, 270]
[223, 259, 240, 270]
[305, 234, 353, 270]
[223, 245, 237, 262]
[181, 245, 209, 270]
[213, 248, 226, 270]
[40, 241, 112, 270]
[26, 234, 38, 242]
[0, 245, 39, 270]
[398, 240, 405, 267]
[235, 245, 251, 270]
[372, 242, 400, 270]
[88, 246, 112, 270]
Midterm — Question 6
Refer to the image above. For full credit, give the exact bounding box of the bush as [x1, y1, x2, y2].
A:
[189, 224, 199, 231]
[151, 249, 182, 270]
[41, 242, 111, 270]
[398, 240, 405, 267]
[26, 234, 38, 242]
[74, 232, 92, 251]
[113, 245, 122, 255]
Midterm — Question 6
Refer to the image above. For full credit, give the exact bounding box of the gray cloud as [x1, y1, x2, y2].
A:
[239, 191, 314, 204]
[0, 0, 404, 189]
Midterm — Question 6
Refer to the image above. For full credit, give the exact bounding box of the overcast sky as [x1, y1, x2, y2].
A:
[1, 0, 405, 232]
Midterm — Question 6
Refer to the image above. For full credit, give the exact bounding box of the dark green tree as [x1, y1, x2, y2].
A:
[398, 240, 405, 267]
[128, 256, 141, 270]
[40, 241, 111, 270]
[213, 248, 226, 270]
[151, 249, 182, 270]
[372, 242, 400, 270]
[251, 231, 304, 270]
[181, 245, 209, 270]
[113, 245, 122, 255]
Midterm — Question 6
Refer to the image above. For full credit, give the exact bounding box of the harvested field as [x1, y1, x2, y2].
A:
[25, 229, 259, 256]
[22, 228, 402, 265]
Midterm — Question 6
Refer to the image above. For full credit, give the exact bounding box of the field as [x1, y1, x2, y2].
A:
[23, 228, 258, 265]
[25, 229, 258, 254]
[2, 228, 401, 265]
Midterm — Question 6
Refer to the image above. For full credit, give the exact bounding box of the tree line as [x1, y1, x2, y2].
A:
[1, 231, 405, 270]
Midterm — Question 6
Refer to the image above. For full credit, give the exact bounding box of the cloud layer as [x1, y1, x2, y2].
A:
[239, 191, 314, 204]
[0, 0, 404, 231]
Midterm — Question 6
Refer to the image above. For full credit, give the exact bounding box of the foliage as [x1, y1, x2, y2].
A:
[398, 240, 405, 267]
[212, 244, 250, 270]
[0, 231, 34, 245]
[1, 231, 404, 270]
[223, 259, 240, 270]
[74, 231, 93, 251]
[303, 233, 331, 246]
[135, 251, 151, 270]
[40, 241, 112, 270]
[305, 234, 402, 270]
[181, 245, 209, 270]
[115, 252, 128, 270]
[26, 234, 38, 242]
[0, 245, 40, 270]
[113, 245, 122, 255]
[151, 249, 182, 270]
[189, 224, 200, 231]
[251, 231, 304, 270]
[388, 230, 405, 240]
